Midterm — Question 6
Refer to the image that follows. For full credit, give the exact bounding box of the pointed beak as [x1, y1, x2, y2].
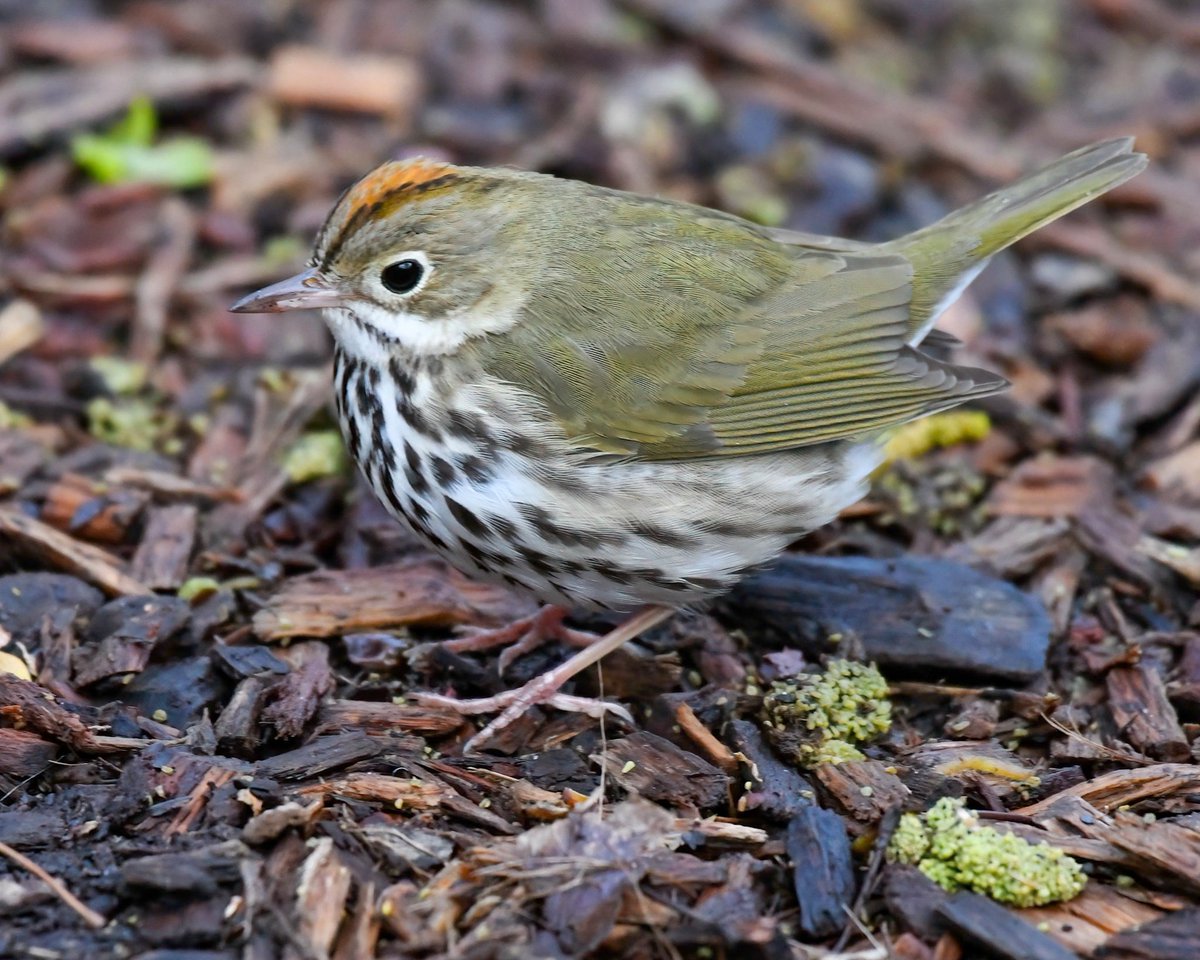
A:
[229, 268, 343, 313]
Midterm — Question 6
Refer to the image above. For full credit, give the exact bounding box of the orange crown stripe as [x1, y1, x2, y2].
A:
[343, 158, 460, 215]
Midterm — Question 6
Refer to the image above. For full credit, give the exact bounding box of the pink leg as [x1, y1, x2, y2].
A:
[441, 605, 601, 675]
[416, 605, 675, 753]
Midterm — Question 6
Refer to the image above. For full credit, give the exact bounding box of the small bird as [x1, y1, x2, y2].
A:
[233, 139, 1145, 748]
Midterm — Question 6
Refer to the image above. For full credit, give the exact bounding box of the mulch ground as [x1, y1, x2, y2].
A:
[1, 2, 1199, 958]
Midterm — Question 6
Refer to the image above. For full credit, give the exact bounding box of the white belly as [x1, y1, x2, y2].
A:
[334, 350, 882, 610]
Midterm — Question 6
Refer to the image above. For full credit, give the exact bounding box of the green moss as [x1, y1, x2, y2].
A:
[761, 659, 892, 768]
[887, 797, 1086, 907]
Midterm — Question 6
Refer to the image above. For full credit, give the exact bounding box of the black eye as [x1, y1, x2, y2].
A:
[380, 258, 424, 294]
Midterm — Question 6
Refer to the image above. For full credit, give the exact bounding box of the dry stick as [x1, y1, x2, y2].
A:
[0, 841, 106, 930]
[623, 0, 1200, 311]
[132, 196, 196, 365]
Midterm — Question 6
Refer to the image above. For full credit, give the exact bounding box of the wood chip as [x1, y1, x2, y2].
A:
[129, 504, 197, 590]
[988, 455, 1113, 519]
[260, 641, 332, 739]
[1019, 883, 1164, 956]
[1106, 664, 1189, 761]
[268, 45, 421, 118]
[0, 674, 144, 754]
[0, 507, 149, 596]
[673, 700, 738, 773]
[937, 891, 1077, 960]
[317, 698, 464, 737]
[0, 727, 57, 779]
[296, 773, 446, 811]
[0, 299, 44, 366]
[132, 196, 195, 364]
[815, 760, 911, 823]
[1097, 906, 1200, 960]
[786, 806, 857, 940]
[40, 472, 149, 544]
[1016, 763, 1200, 816]
[594, 731, 729, 809]
[295, 837, 353, 956]
[253, 558, 536, 641]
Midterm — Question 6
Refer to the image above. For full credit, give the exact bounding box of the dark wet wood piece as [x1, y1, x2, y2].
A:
[936, 890, 1078, 960]
[786, 805, 857, 940]
[1097, 907, 1200, 959]
[0, 810, 68, 849]
[213, 676, 266, 756]
[883, 864, 952, 940]
[723, 554, 1052, 681]
[727, 718, 817, 820]
[253, 732, 381, 781]
[72, 594, 190, 687]
[121, 840, 249, 895]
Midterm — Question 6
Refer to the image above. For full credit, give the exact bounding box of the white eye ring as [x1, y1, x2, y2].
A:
[377, 250, 432, 297]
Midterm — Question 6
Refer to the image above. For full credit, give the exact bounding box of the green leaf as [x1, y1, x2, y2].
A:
[71, 98, 214, 188]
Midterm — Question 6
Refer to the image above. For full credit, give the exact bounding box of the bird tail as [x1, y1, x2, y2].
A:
[885, 137, 1147, 343]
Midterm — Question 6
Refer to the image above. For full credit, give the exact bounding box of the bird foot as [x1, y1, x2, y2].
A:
[414, 605, 674, 753]
[442, 605, 599, 675]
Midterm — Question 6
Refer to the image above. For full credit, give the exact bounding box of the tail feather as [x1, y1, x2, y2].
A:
[886, 138, 1147, 343]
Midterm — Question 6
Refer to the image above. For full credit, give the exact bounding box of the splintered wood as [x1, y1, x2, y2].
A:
[252, 559, 536, 640]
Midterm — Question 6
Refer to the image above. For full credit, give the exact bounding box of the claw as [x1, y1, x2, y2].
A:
[414, 605, 674, 753]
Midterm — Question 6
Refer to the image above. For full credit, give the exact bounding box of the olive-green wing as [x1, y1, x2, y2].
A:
[641, 251, 1006, 459]
[486, 243, 1001, 460]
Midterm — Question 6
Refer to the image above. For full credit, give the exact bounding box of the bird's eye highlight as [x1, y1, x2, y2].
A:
[381, 258, 425, 295]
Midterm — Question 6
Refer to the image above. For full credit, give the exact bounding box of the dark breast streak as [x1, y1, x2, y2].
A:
[330, 348, 829, 610]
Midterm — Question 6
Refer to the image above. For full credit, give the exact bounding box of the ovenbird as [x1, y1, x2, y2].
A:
[233, 139, 1144, 746]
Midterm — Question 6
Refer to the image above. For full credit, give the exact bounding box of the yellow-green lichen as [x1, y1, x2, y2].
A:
[86, 397, 176, 452]
[760, 659, 892, 767]
[0, 401, 32, 430]
[283, 430, 348, 484]
[886, 797, 1086, 907]
[883, 411, 992, 463]
[89, 356, 147, 395]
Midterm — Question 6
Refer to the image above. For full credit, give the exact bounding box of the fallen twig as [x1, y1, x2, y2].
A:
[0, 841, 107, 930]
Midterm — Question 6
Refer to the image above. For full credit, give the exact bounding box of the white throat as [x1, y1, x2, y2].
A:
[323, 300, 523, 362]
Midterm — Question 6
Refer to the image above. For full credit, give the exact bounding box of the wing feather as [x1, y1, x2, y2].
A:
[476, 189, 1006, 460]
